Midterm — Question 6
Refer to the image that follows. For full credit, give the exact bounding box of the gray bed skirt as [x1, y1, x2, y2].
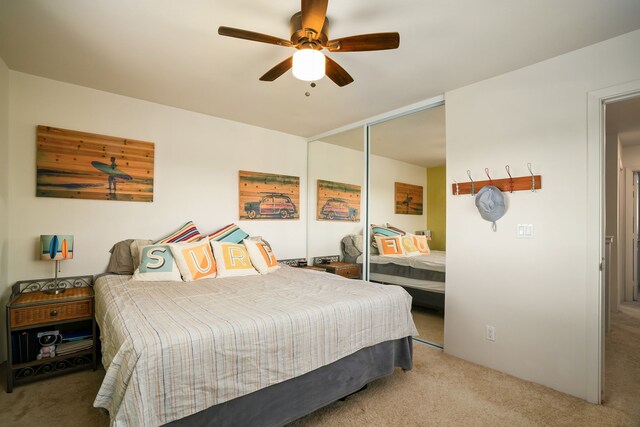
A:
[166, 337, 413, 427]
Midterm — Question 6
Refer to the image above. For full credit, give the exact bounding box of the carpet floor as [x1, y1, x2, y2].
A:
[1, 303, 638, 426]
[411, 306, 444, 346]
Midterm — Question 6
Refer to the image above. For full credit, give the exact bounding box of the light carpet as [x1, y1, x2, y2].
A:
[0, 303, 638, 426]
[411, 306, 444, 346]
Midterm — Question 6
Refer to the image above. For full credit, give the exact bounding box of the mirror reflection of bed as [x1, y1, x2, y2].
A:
[307, 101, 446, 348]
[368, 103, 446, 347]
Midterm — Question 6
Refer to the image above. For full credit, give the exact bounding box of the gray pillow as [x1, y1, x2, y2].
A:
[107, 239, 135, 275]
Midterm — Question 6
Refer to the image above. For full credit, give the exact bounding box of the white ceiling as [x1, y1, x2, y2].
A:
[319, 105, 446, 168]
[1, 1, 640, 138]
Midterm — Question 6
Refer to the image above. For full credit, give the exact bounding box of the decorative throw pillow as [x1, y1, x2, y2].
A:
[107, 239, 135, 275]
[210, 241, 259, 277]
[243, 239, 279, 274]
[371, 224, 405, 249]
[400, 235, 420, 256]
[130, 239, 154, 270]
[411, 234, 431, 254]
[374, 235, 405, 257]
[204, 223, 249, 244]
[132, 244, 182, 281]
[155, 221, 202, 244]
[170, 241, 217, 281]
[385, 223, 407, 235]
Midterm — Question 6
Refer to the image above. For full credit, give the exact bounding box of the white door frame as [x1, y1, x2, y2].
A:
[586, 79, 640, 404]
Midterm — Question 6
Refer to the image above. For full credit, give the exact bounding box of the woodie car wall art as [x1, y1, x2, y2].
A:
[238, 170, 300, 220]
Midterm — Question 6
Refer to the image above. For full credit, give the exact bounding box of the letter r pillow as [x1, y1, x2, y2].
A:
[210, 241, 259, 277]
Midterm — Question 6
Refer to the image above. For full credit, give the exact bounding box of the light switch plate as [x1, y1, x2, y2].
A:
[517, 224, 534, 239]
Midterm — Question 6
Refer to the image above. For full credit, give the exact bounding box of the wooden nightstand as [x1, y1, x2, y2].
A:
[316, 262, 361, 279]
[5, 276, 96, 393]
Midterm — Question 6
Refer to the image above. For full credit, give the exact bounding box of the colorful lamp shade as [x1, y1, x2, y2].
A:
[40, 235, 74, 261]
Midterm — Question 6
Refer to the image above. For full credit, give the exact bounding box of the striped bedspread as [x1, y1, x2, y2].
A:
[93, 266, 417, 426]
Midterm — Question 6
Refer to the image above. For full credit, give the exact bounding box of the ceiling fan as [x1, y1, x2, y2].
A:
[218, 0, 400, 87]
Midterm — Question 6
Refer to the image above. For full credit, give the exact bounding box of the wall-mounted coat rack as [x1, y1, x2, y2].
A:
[452, 164, 542, 195]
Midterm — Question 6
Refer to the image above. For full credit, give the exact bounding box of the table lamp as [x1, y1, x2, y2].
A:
[40, 235, 74, 294]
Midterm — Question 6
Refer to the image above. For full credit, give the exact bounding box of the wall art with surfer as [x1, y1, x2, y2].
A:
[394, 182, 424, 215]
[36, 125, 155, 202]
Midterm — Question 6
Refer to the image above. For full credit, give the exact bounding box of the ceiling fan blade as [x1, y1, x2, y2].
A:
[325, 56, 354, 87]
[327, 32, 400, 52]
[259, 56, 293, 81]
[301, 0, 328, 36]
[218, 26, 293, 47]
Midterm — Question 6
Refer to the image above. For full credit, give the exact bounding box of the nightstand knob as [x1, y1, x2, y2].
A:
[50, 310, 58, 317]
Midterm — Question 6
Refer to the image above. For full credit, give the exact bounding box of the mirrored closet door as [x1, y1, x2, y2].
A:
[307, 127, 365, 273]
[367, 103, 446, 347]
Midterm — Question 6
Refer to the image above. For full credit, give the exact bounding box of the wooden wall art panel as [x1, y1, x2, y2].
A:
[36, 126, 154, 202]
[394, 182, 423, 215]
[239, 170, 300, 220]
[316, 179, 361, 222]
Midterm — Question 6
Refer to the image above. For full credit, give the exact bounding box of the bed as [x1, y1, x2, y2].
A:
[93, 266, 417, 426]
[341, 234, 446, 311]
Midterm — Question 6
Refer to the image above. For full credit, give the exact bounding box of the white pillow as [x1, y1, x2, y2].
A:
[132, 244, 182, 281]
[243, 239, 280, 274]
[210, 241, 259, 277]
[170, 241, 217, 281]
[374, 235, 405, 257]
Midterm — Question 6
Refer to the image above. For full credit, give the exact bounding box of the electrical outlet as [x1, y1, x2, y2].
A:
[485, 325, 496, 342]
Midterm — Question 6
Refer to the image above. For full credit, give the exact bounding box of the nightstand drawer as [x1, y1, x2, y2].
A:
[324, 263, 361, 279]
[10, 299, 93, 328]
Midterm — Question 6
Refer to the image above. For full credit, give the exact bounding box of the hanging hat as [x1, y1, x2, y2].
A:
[475, 185, 506, 231]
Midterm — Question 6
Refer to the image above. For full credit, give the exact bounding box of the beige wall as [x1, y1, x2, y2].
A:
[0, 57, 9, 361]
[444, 29, 640, 400]
[4, 72, 308, 364]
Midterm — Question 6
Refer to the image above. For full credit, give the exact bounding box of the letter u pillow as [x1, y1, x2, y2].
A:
[170, 241, 217, 281]
[132, 244, 182, 281]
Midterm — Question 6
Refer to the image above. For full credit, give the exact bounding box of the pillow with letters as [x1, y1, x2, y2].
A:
[374, 235, 405, 257]
[170, 241, 217, 281]
[410, 234, 431, 254]
[210, 241, 259, 277]
[243, 239, 280, 274]
[130, 239, 154, 270]
[371, 224, 405, 249]
[155, 221, 202, 244]
[400, 235, 420, 256]
[132, 244, 182, 281]
[204, 223, 249, 244]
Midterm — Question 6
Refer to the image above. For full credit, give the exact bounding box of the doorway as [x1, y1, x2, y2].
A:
[598, 87, 640, 404]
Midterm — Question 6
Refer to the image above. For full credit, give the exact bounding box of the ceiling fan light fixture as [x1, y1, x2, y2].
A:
[292, 49, 325, 81]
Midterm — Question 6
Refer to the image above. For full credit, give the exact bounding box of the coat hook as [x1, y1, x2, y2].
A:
[485, 168, 493, 186]
[453, 179, 460, 196]
[505, 165, 514, 193]
[467, 170, 475, 196]
[527, 163, 535, 192]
